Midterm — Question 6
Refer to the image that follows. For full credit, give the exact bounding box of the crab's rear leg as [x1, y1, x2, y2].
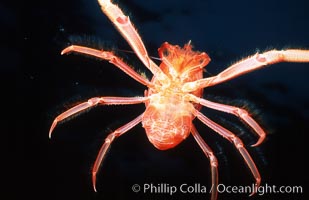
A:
[97, 0, 167, 81]
[92, 113, 143, 192]
[194, 110, 260, 196]
[191, 125, 218, 200]
[182, 49, 309, 92]
[49, 96, 147, 138]
[62, 45, 152, 87]
[188, 94, 265, 146]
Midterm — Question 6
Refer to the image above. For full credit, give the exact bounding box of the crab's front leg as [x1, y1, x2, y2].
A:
[98, 0, 166, 81]
[182, 49, 309, 92]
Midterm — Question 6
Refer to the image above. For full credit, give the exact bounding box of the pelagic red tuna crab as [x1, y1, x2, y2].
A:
[49, 0, 309, 199]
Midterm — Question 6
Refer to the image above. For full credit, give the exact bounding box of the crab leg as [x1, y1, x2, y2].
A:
[182, 49, 309, 92]
[92, 113, 143, 192]
[194, 110, 260, 196]
[97, 0, 167, 81]
[62, 45, 152, 87]
[49, 96, 148, 138]
[188, 94, 265, 146]
[191, 124, 218, 200]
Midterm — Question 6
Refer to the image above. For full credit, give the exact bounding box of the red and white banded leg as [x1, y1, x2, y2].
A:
[194, 110, 261, 196]
[97, 0, 167, 82]
[49, 96, 148, 138]
[182, 49, 309, 92]
[191, 124, 218, 200]
[61, 45, 152, 87]
[188, 94, 266, 146]
[92, 113, 143, 192]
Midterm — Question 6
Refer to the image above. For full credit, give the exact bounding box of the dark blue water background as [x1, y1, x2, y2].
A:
[14, 0, 308, 199]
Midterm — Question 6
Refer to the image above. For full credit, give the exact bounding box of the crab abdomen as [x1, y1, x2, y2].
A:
[142, 96, 194, 150]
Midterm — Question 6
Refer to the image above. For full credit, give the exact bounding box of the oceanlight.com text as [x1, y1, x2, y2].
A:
[131, 183, 303, 196]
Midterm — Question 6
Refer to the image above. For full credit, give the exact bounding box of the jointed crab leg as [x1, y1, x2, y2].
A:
[62, 45, 152, 87]
[194, 110, 260, 196]
[92, 113, 143, 192]
[182, 49, 309, 92]
[188, 94, 266, 146]
[97, 0, 166, 79]
[191, 125, 218, 200]
[49, 96, 148, 138]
